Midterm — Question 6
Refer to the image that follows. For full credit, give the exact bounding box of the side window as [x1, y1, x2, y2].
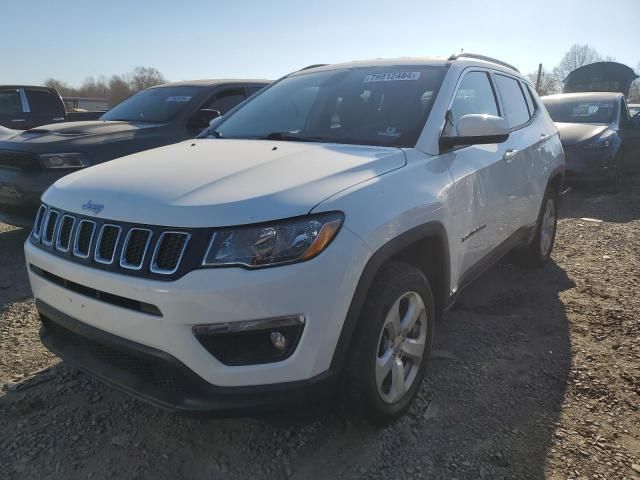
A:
[447, 71, 499, 136]
[25, 89, 65, 114]
[205, 88, 247, 115]
[619, 98, 630, 123]
[0, 89, 23, 114]
[494, 74, 531, 128]
[522, 83, 537, 116]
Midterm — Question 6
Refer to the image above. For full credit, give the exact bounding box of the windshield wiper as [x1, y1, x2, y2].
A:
[262, 132, 322, 142]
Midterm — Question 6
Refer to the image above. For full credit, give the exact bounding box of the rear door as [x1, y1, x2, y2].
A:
[0, 88, 28, 129]
[492, 73, 540, 229]
[23, 88, 67, 128]
[442, 69, 512, 280]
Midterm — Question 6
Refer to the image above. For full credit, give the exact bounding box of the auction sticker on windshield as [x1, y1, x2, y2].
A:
[364, 72, 421, 82]
[166, 96, 192, 102]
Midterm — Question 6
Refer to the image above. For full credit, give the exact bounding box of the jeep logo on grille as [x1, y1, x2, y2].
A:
[82, 200, 104, 215]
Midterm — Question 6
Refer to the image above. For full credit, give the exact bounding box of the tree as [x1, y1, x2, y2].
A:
[628, 63, 640, 104]
[552, 44, 603, 88]
[43, 78, 73, 97]
[108, 74, 131, 106]
[129, 67, 166, 92]
[527, 68, 560, 96]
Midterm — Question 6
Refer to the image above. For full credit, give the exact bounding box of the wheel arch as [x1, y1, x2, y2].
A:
[330, 221, 450, 371]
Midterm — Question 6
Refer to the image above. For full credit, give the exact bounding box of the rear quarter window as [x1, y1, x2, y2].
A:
[494, 74, 531, 128]
[25, 89, 65, 114]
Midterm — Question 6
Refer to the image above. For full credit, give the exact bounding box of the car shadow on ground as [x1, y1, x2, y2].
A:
[559, 176, 640, 223]
[0, 243, 574, 479]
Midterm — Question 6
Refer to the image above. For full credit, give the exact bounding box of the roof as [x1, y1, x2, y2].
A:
[541, 92, 622, 102]
[0, 85, 57, 91]
[151, 79, 271, 88]
[291, 55, 525, 79]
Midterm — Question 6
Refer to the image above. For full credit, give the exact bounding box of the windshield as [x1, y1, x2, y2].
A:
[630, 106, 640, 117]
[542, 98, 616, 124]
[101, 86, 202, 122]
[204, 66, 446, 147]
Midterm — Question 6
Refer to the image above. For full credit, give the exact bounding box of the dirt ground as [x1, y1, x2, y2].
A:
[1, 179, 639, 480]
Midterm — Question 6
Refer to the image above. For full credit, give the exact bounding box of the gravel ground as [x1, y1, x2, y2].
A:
[1, 179, 639, 480]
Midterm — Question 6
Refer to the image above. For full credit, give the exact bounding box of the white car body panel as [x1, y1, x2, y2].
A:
[45, 139, 406, 227]
[25, 56, 564, 397]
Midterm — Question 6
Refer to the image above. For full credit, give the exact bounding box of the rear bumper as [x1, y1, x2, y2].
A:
[38, 300, 337, 414]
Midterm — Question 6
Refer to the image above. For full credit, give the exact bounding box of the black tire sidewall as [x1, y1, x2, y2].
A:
[344, 262, 435, 424]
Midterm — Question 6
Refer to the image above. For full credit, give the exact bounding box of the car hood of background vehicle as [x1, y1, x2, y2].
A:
[555, 122, 610, 147]
[43, 139, 406, 227]
[5, 121, 156, 145]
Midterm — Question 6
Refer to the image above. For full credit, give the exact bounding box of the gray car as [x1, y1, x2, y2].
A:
[542, 92, 640, 190]
[0, 79, 269, 226]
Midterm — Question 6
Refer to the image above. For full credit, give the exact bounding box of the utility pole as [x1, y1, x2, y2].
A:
[535, 63, 543, 93]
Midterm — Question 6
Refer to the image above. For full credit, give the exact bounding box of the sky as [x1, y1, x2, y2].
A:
[2, 0, 638, 86]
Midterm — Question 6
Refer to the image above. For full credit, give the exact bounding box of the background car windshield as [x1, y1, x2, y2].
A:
[101, 86, 201, 122]
[211, 66, 446, 147]
[543, 98, 615, 124]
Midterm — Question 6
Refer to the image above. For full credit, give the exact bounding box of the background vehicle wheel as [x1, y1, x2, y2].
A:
[604, 155, 624, 193]
[342, 262, 434, 425]
[512, 189, 558, 268]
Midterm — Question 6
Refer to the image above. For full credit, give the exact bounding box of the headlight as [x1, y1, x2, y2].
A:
[584, 133, 613, 150]
[39, 153, 91, 169]
[202, 212, 344, 268]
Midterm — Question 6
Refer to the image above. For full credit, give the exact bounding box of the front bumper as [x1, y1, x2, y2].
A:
[562, 145, 613, 183]
[0, 168, 65, 227]
[38, 300, 337, 414]
[25, 225, 370, 393]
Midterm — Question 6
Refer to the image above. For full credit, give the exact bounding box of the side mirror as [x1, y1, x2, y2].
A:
[440, 114, 510, 148]
[208, 115, 224, 129]
[188, 108, 221, 129]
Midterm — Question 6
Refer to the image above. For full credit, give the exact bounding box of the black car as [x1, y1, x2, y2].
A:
[0, 79, 269, 226]
[542, 92, 640, 190]
[0, 85, 104, 130]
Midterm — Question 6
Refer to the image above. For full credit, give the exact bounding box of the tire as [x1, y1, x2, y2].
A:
[341, 262, 435, 425]
[512, 189, 558, 268]
[604, 154, 623, 193]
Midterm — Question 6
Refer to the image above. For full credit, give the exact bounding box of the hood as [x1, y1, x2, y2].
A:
[5, 121, 156, 145]
[555, 123, 609, 147]
[43, 139, 405, 227]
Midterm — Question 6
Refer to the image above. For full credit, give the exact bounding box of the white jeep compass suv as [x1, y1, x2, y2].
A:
[25, 54, 564, 423]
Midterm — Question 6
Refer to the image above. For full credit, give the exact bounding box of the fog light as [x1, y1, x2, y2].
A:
[193, 315, 305, 366]
[270, 331, 287, 351]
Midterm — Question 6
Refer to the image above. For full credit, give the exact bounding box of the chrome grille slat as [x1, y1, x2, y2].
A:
[151, 232, 191, 275]
[73, 220, 96, 259]
[120, 228, 153, 270]
[55, 215, 76, 252]
[94, 224, 122, 265]
[41, 210, 60, 246]
[32, 205, 47, 240]
[33, 204, 193, 278]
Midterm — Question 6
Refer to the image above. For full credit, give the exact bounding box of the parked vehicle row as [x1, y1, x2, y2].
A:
[542, 92, 640, 190]
[0, 85, 104, 130]
[0, 79, 268, 226]
[25, 54, 565, 423]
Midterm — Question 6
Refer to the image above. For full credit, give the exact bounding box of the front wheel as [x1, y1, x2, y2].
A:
[512, 190, 558, 268]
[342, 262, 434, 425]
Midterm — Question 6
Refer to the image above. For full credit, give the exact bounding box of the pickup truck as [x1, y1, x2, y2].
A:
[0, 86, 105, 130]
[0, 79, 269, 226]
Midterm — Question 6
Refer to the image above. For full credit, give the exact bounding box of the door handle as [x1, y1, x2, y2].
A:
[11, 119, 26, 123]
[503, 149, 518, 162]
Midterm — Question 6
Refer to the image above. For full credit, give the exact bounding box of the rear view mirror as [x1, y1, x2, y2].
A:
[440, 114, 510, 148]
[188, 108, 221, 130]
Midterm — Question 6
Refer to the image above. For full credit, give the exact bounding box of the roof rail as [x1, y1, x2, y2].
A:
[448, 53, 520, 73]
[299, 64, 328, 71]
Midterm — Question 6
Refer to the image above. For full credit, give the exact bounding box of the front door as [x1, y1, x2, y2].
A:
[440, 70, 512, 287]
